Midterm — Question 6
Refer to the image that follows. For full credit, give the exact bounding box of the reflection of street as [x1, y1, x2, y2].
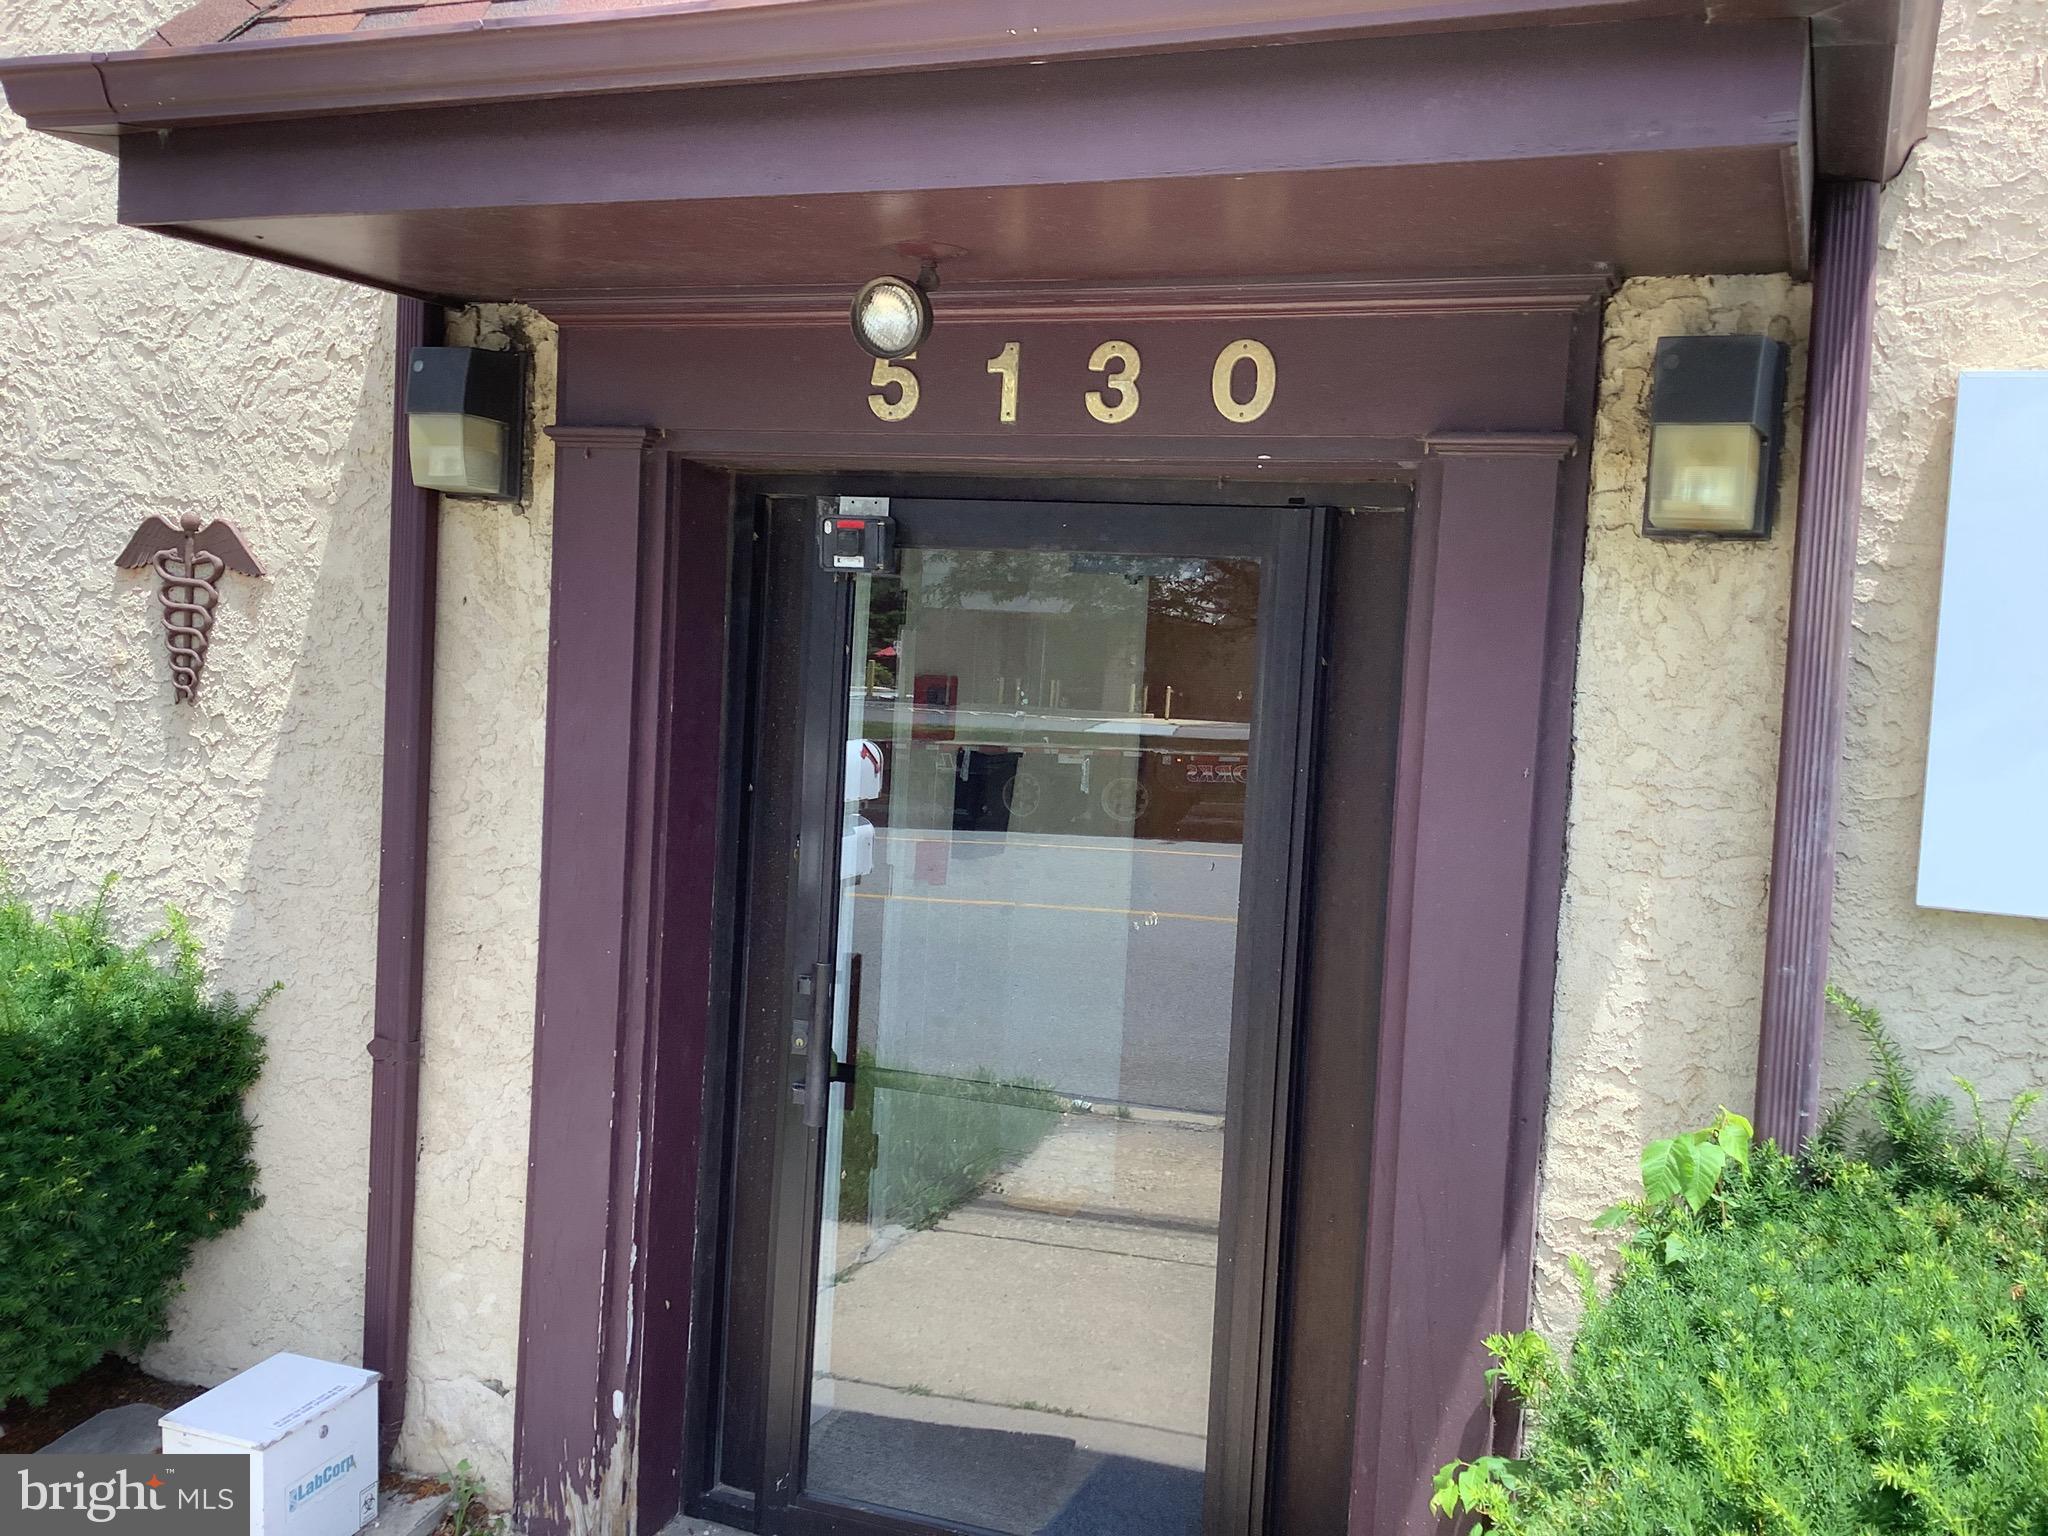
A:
[849, 830, 1240, 1114]
[809, 1112, 1220, 1535]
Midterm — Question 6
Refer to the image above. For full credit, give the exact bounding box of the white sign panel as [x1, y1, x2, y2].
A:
[1917, 370, 2048, 921]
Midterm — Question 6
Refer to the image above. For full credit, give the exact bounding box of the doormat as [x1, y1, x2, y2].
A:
[1041, 1455, 1202, 1536]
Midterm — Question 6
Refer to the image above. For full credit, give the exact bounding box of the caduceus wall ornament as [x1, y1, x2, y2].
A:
[115, 511, 265, 703]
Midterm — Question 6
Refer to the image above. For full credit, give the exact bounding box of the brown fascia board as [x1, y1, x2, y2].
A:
[0, 0, 1940, 179]
[0, 54, 120, 150]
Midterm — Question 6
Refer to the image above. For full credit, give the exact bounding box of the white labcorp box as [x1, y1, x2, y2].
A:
[161, 1352, 380, 1536]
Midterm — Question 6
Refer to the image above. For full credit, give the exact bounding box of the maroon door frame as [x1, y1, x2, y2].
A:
[511, 278, 1600, 1536]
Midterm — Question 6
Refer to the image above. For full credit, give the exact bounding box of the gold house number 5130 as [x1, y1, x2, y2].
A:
[867, 340, 1277, 424]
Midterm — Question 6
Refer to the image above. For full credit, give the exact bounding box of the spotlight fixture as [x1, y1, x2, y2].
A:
[1642, 334, 1788, 539]
[851, 271, 934, 360]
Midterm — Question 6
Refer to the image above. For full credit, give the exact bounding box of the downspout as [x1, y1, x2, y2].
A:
[1754, 179, 1882, 1151]
[364, 296, 443, 1452]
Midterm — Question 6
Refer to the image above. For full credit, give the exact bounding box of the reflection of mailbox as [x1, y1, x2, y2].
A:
[845, 739, 885, 801]
[842, 739, 882, 883]
[912, 673, 958, 742]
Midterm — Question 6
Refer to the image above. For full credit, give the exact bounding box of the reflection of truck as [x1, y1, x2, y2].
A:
[854, 692, 1249, 841]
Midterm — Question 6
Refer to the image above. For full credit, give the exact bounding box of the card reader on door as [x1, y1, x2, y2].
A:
[817, 496, 897, 574]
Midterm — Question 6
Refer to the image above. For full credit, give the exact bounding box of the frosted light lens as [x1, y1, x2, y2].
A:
[856, 281, 923, 356]
[408, 412, 508, 497]
[1646, 421, 1764, 533]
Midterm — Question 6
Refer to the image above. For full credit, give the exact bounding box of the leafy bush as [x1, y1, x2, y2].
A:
[0, 880, 267, 1407]
[1436, 989, 2048, 1536]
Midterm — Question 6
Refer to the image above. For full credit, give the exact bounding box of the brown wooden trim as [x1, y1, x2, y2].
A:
[1423, 430, 1580, 456]
[363, 295, 441, 1452]
[1496, 297, 1601, 1429]
[1349, 432, 1588, 1534]
[539, 276, 1613, 330]
[512, 424, 670, 1531]
[513, 439, 736, 1536]
[623, 462, 737, 1532]
[517, 295, 1599, 1535]
[554, 298, 1596, 479]
[1755, 179, 1881, 1151]
[1270, 500, 1411, 1532]
[0, 0, 1935, 185]
[544, 424, 664, 449]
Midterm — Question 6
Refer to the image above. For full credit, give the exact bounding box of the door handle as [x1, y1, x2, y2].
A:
[831, 952, 862, 1089]
[792, 960, 835, 1130]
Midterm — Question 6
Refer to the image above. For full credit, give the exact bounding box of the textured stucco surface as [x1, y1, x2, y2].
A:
[396, 304, 555, 1499]
[1540, 0, 2048, 1334]
[12, 0, 2048, 1508]
[1535, 275, 1809, 1332]
[0, 4, 549, 1501]
[1, 0, 393, 1380]
[1828, 0, 2048, 1109]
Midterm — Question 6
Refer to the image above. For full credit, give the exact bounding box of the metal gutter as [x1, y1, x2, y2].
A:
[1, 0, 1940, 179]
[1754, 179, 1882, 1151]
[362, 295, 442, 1451]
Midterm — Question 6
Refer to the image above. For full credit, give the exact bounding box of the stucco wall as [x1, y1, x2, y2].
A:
[0, 3, 548, 1501]
[1, 0, 392, 1380]
[397, 304, 555, 1496]
[1537, 274, 1808, 1331]
[1540, 0, 2048, 1333]
[1828, 0, 2048, 1108]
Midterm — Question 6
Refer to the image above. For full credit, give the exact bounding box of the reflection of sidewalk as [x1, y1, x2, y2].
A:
[810, 1114, 1223, 1532]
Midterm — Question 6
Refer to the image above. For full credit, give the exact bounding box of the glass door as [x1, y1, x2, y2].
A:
[756, 497, 1321, 1536]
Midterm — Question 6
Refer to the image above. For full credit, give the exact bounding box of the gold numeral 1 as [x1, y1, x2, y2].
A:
[1212, 339, 1276, 423]
[986, 341, 1021, 424]
[1085, 340, 1141, 424]
[868, 354, 920, 422]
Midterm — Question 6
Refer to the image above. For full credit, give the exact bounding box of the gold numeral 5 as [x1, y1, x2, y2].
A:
[1212, 339, 1276, 423]
[1085, 340, 1141, 424]
[868, 354, 920, 422]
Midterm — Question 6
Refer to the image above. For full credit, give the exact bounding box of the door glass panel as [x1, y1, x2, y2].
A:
[806, 547, 1261, 1534]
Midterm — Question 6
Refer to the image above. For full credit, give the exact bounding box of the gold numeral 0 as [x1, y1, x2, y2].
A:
[868, 354, 920, 422]
[1212, 339, 1276, 423]
[1085, 340, 1141, 424]
[986, 341, 1021, 424]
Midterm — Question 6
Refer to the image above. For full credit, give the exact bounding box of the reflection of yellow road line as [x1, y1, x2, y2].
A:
[876, 832, 1243, 862]
[853, 891, 1236, 925]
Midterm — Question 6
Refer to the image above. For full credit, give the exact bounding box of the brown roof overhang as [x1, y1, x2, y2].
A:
[0, 0, 1940, 302]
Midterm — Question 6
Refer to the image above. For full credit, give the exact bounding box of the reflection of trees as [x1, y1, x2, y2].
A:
[862, 578, 909, 690]
[899, 551, 1259, 631]
[1146, 559, 1259, 633]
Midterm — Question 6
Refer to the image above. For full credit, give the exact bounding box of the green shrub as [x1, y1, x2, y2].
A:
[1436, 989, 2048, 1536]
[0, 879, 267, 1407]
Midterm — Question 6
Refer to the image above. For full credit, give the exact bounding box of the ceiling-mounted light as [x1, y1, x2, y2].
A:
[1643, 334, 1788, 539]
[851, 270, 934, 360]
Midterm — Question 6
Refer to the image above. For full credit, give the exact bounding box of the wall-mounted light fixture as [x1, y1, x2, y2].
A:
[406, 346, 528, 500]
[1643, 334, 1788, 539]
[851, 270, 934, 360]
